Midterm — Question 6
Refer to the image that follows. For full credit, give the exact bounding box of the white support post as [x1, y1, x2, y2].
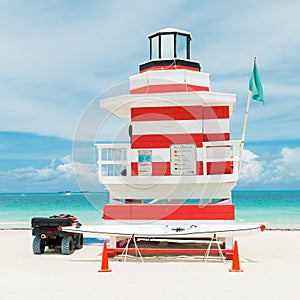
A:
[127, 148, 131, 177]
[225, 237, 233, 250]
[202, 144, 207, 176]
[109, 235, 117, 248]
[98, 146, 102, 178]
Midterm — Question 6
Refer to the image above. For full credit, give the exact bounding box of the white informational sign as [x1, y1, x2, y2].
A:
[170, 144, 196, 175]
[138, 150, 152, 176]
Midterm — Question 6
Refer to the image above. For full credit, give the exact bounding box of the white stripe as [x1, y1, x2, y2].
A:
[129, 70, 210, 91]
[132, 119, 229, 135]
[205, 147, 231, 160]
[130, 148, 204, 162]
[132, 120, 202, 135]
[185, 71, 210, 87]
[203, 119, 229, 133]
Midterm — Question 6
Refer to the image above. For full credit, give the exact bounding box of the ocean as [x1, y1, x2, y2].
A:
[0, 191, 299, 229]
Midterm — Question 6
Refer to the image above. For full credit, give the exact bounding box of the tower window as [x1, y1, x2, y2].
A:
[161, 34, 174, 59]
[176, 34, 188, 59]
[151, 35, 159, 59]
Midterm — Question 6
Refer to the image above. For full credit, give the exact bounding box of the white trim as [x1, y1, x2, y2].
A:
[129, 69, 210, 91]
[148, 28, 192, 38]
[103, 180, 236, 200]
[96, 143, 130, 149]
[139, 58, 200, 67]
[100, 91, 236, 119]
[103, 220, 234, 226]
[101, 174, 237, 185]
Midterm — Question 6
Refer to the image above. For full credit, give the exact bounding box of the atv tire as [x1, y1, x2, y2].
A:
[75, 233, 83, 249]
[61, 235, 74, 255]
[33, 237, 45, 254]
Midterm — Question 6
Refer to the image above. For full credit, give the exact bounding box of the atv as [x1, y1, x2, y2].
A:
[31, 214, 83, 255]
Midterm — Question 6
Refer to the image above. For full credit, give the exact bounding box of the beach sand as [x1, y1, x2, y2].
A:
[0, 230, 299, 300]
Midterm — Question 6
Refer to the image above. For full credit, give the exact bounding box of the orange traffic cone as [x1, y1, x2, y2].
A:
[98, 241, 112, 272]
[229, 240, 243, 272]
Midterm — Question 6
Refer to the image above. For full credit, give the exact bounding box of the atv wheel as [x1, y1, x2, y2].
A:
[75, 233, 83, 249]
[61, 235, 74, 255]
[32, 237, 45, 254]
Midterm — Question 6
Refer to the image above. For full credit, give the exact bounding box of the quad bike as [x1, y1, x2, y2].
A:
[31, 214, 83, 255]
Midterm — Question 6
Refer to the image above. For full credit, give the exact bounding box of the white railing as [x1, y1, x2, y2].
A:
[96, 140, 242, 178]
[96, 144, 130, 177]
[202, 140, 241, 177]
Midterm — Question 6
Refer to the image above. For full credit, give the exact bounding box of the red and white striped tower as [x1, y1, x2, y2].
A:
[96, 28, 242, 254]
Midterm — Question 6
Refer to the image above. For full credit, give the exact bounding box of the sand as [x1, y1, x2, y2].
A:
[0, 230, 299, 300]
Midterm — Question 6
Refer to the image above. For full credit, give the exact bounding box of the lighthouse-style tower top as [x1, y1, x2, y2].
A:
[140, 28, 201, 73]
[148, 28, 191, 59]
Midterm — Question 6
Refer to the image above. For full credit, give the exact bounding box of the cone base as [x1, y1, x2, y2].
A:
[98, 269, 112, 272]
[229, 268, 243, 272]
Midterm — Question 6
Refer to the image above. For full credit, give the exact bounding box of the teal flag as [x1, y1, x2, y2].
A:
[249, 59, 264, 104]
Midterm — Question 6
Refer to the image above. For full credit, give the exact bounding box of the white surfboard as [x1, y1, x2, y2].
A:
[62, 223, 266, 238]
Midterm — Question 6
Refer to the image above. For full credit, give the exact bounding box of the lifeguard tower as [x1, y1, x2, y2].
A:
[96, 28, 242, 257]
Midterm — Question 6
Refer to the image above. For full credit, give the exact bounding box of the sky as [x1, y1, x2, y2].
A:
[0, 0, 300, 192]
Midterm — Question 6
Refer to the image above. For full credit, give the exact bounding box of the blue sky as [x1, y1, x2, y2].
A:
[0, 0, 300, 192]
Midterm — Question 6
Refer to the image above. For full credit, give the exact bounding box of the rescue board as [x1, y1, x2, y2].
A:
[62, 223, 266, 238]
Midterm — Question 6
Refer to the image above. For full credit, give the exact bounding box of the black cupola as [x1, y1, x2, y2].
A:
[139, 28, 201, 73]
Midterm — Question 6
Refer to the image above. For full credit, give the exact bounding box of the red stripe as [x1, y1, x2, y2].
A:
[131, 161, 233, 176]
[103, 204, 235, 220]
[203, 106, 229, 119]
[131, 106, 229, 121]
[131, 161, 204, 176]
[131, 162, 170, 176]
[132, 106, 202, 121]
[130, 84, 209, 94]
[132, 133, 230, 149]
[139, 65, 200, 73]
[197, 161, 204, 175]
[108, 248, 233, 256]
[131, 134, 203, 148]
[132, 161, 233, 176]
[203, 133, 230, 142]
[207, 162, 233, 175]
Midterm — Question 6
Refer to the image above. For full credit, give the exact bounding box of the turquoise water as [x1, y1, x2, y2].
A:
[0, 192, 109, 228]
[0, 191, 299, 228]
[233, 190, 300, 227]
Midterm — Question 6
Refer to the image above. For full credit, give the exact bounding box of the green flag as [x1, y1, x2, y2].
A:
[249, 59, 264, 104]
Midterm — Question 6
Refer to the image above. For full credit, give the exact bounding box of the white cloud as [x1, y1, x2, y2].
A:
[242, 149, 258, 162]
[0, 155, 100, 192]
[239, 147, 300, 187]
[239, 150, 265, 183]
[269, 148, 300, 182]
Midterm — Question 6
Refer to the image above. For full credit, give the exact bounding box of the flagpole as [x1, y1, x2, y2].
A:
[238, 90, 252, 174]
[241, 91, 252, 142]
[238, 57, 257, 174]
